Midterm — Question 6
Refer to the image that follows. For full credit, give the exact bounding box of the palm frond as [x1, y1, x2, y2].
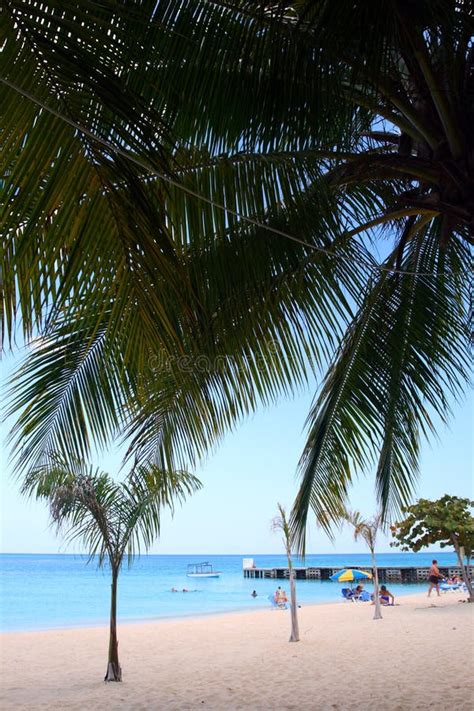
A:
[120, 465, 201, 563]
[22, 457, 121, 565]
[8, 152, 373, 475]
[4, 0, 472, 349]
[7, 313, 130, 473]
[3, 0, 472, 553]
[341, 508, 383, 550]
[291, 225, 471, 552]
[23, 456, 201, 567]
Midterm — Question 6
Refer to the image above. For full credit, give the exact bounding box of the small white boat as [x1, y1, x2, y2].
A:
[186, 562, 221, 578]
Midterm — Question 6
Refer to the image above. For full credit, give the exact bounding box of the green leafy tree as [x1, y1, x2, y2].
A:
[23, 458, 201, 680]
[342, 510, 384, 620]
[3, 2, 472, 543]
[271, 503, 300, 642]
[391, 495, 474, 601]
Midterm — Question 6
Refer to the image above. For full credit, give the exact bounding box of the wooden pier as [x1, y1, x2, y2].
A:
[242, 559, 473, 584]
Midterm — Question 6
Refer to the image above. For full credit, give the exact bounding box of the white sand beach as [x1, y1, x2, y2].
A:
[1, 591, 473, 710]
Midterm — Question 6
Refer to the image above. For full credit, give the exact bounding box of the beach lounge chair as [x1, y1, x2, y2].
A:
[341, 588, 370, 602]
[341, 588, 355, 602]
[268, 594, 288, 609]
[440, 582, 462, 592]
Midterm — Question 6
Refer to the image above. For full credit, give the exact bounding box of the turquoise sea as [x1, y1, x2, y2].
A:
[0, 552, 459, 632]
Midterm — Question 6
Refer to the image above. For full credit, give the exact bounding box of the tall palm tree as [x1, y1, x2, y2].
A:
[342, 510, 384, 620]
[23, 458, 201, 681]
[271, 503, 300, 642]
[3, 2, 472, 541]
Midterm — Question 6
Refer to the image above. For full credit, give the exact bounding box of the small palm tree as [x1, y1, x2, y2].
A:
[271, 503, 300, 642]
[342, 510, 384, 620]
[23, 458, 201, 681]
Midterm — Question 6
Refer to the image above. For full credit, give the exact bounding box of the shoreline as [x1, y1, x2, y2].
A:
[1, 585, 430, 635]
[0, 595, 353, 636]
[1, 591, 472, 710]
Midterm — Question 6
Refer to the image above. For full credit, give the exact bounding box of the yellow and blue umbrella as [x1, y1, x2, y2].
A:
[329, 568, 372, 582]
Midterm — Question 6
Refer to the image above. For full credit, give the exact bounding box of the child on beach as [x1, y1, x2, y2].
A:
[379, 585, 395, 605]
[370, 585, 394, 605]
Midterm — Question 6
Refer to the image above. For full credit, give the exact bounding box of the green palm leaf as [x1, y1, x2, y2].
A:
[3, 1, 472, 550]
[292, 225, 470, 551]
[23, 455, 201, 566]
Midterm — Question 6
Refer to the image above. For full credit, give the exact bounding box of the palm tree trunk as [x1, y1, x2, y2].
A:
[104, 569, 122, 681]
[288, 569, 300, 642]
[286, 546, 300, 642]
[371, 551, 382, 620]
[451, 537, 474, 602]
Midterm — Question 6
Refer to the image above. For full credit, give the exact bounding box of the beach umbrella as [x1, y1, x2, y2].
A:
[329, 569, 373, 582]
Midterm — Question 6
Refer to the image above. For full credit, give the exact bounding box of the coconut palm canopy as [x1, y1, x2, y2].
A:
[2, 1, 472, 548]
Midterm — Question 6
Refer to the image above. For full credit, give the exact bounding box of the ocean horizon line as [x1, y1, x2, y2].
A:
[0, 549, 452, 557]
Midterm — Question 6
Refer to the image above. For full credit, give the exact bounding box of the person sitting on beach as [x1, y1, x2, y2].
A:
[378, 585, 395, 605]
[274, 586, 288, 606]
[353, 584, 364, 600]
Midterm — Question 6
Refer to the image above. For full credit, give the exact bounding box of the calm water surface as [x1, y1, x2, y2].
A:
[0, 552, 458, 631]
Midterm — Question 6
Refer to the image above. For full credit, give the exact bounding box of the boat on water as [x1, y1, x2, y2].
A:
[186, 562, 221, 578]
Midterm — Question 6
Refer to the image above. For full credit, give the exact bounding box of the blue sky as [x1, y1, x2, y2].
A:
[1, 349, 472, 555]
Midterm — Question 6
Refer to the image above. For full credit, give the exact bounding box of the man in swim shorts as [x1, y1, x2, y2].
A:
[428, 560, 443, 598]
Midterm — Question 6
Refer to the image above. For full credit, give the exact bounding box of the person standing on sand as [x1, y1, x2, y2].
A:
[428, 560, 444, 597]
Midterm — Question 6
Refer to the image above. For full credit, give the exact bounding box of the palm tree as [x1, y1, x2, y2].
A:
[271, 503, 300, 642]
[3, 2, 472, 541]
[342, 510, 384, 620]
[23, 458, 201, 681]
